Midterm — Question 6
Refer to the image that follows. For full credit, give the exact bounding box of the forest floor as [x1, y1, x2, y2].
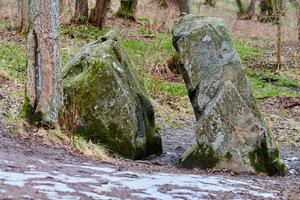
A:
[1, 1, 300, 199]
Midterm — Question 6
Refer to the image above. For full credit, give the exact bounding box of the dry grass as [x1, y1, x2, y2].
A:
[19, 124, 108, 160]
[195, 2, 298, 43]
[0, 0, 20, 28]
[136, 0, 179, 33]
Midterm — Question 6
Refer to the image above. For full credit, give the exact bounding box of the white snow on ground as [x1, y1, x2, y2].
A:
[0, 159, 279, 200]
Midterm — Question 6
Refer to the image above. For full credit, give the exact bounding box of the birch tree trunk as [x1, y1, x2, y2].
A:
[89, 0, 111, 28]
[72, 0, 89, 24]
[23, 0, 62, 127]
[116, 0, 138, 20]
[21, 0, 29, 34]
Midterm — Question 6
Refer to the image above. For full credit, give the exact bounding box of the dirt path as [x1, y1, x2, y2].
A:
[1, 130, 300, 200]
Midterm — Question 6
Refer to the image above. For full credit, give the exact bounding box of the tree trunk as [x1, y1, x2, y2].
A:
[246, 0, 256, 18]
[236, 0, 256, 20]
[116, 0, 138, 20]
[274, 0, 283, 70]
[72, 0, 89, 24]
[259, 0, 275, 22]
[152, 0, 168, 8]
[178, 0, 191, 14]
[89, 0, 111, 28]
[22, 0, 62, 127]
[236, 0, 246, 16]
[204, 0, 217, 7]
[21, 0, 29, 34]
[298, 6, 300, 42]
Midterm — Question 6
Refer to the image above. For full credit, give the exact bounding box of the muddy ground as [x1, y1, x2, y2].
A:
[0, 130, 300, 200]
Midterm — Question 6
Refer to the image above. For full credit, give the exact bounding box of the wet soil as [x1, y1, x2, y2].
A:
[1, 122, 300, 200]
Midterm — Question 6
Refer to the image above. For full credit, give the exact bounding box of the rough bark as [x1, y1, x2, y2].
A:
[298, 6, 300, 42]
[152, 0, 168, 7]
[236, 0, 256, 20]
[259, 0, 276, 22]
[21, 0, 29, 34]
[89, 0, 111, 28]
[23, 0, 62, 126]
[72, 0, 89, 24]
[116, 0, 138, 20]
[204, 0, 216, 7]
[274, 0, 283, 69]
[235, 0, 246, 16]
[178, 0, 191, 14]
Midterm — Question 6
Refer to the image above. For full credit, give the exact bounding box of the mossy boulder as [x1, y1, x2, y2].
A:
[173, 15, 286, 176]
[61, 36, 162, 159]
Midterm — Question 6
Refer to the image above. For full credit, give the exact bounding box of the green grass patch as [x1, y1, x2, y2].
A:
[0, 20, 11, 32]
[246, 69, 300, 89]
[120, 34, 176, 72]
[0, 42, 26, 83]
[234, 41, 264, 63]
[246, 68, 300, 99]
[60, 24, 105, 43]
[247, 74, 300, 99]
[144, 78, 187, 97]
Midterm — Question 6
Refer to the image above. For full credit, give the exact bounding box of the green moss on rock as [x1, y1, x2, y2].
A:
[20, 95, 44, 126]
[180, 143, 219, 169]
[19, 95, 31, 119]
[224, 151, 233, 161]
[248, 139, 287, 176]
[61, 38, 162, 159]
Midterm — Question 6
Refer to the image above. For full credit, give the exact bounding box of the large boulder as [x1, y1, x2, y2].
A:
[61, 33, 162, 159]
[172, 15, 286, 175]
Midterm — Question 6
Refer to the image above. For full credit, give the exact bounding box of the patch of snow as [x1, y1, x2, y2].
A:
[37, 159, 48, 164]
[92, 171, 277, 200]
[286, 157, 298, 161]
[33, 181, 75, 193]
[80, 165, 116, 173]
[0, 189, 7, 193]
[80, 191, 120, 200]
[0, 160, 13, 164]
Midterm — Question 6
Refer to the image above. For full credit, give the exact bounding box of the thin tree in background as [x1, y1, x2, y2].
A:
[116, 0, 138, 20]
[178, 0, 191, 14]
[89, 0, 111, 29]
[22, 0, 62, 126]
[20, 0, 29, 34]
[235, 0, 256, 20]
[235, 0, 245, 16]
[297, 6, 300, 42]
[274, 0, 283, 70]
[259, 0, 275, 22]
[72, 0, 89, 24]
